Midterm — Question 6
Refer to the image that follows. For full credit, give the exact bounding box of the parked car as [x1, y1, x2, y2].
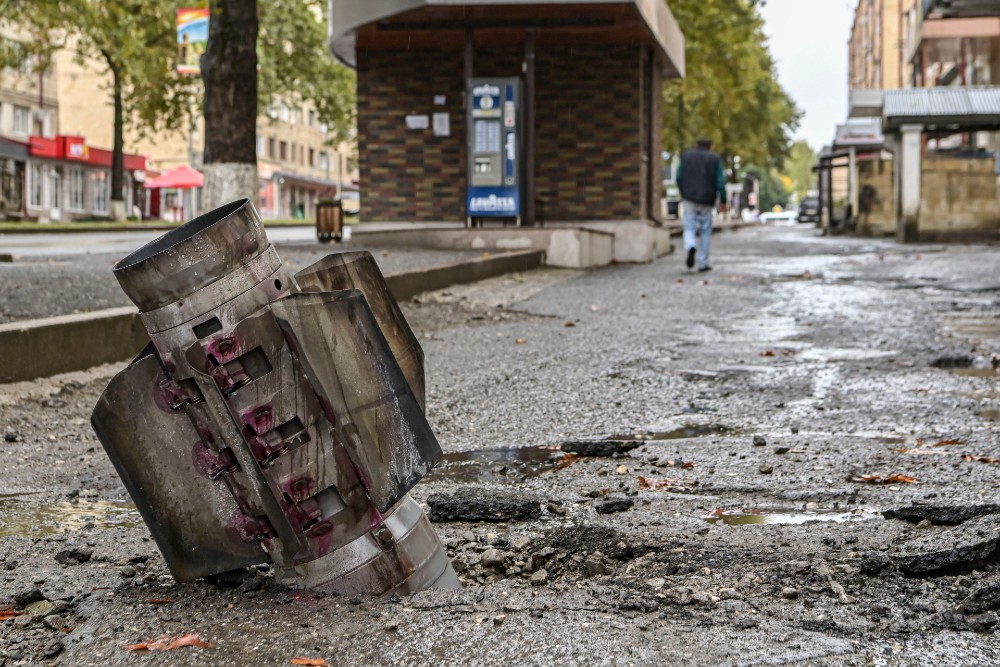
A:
[797, 196, 820, 223]
[759, 209, 797, 225]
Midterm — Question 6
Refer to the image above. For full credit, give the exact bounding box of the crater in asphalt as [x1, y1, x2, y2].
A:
[703, 507, 876, 526]
[0, 497, 140, 537]
[423, 446, 571, 484]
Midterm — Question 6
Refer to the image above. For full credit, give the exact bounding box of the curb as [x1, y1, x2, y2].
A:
[0, 249, 545, 384]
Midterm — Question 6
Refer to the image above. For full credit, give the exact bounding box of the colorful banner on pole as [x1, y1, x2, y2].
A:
[177, 8, 209, 75]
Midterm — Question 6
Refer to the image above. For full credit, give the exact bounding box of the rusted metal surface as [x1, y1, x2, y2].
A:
[91, 199, 458, 595]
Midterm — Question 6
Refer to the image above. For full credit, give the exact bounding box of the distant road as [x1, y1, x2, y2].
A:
[0, 227, 318, 258]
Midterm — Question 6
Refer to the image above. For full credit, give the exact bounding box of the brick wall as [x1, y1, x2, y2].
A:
[357, 45, 645, 222]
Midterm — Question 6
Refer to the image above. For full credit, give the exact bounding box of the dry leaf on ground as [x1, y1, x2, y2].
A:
[125, 633, 211, 652]
[964, 455, 1000, 464]
[637, 476, 696, 492]
[290, 659, 330, 666]
[932, 439, 964, 447]
[0, 605, 19, 620]
[853, 473, 917, 485]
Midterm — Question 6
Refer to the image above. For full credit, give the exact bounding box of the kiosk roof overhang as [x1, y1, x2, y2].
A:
[883, 86, 1000, 131]
[328, 0, 685, 77]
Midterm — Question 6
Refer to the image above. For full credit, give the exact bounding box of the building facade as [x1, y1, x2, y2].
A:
[849, 0, 906, 91]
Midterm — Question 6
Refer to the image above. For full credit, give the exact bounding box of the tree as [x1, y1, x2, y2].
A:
[201, 0, 356, 210]
[662, 0, 800, 176]
[3, 0, 356, 216]
[782, 140, 817, 197]
[1, 0, 195, 220]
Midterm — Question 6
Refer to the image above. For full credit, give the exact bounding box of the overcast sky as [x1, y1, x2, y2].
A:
[760, 0, 857, 151]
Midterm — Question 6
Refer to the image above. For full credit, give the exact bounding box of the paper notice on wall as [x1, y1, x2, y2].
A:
[405, 115, 429, 130]
[433, 113, 450, 137]
[434, 95, 446, 105]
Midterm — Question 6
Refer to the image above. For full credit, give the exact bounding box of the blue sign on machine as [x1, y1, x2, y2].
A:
[467, 78, 521, 222]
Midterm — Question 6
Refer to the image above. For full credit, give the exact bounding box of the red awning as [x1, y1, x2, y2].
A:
[144, 164, 204, 189]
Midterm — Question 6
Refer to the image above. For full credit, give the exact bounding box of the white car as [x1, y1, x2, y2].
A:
[759, 209, 797, 225]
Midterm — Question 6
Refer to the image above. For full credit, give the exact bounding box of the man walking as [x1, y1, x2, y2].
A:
[676, 139, 727, 272]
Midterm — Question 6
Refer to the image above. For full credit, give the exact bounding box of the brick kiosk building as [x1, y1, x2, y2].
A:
[330, 1, 685, 263]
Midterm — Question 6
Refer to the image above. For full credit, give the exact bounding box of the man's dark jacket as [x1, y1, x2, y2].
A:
[677, 147, 726, 207]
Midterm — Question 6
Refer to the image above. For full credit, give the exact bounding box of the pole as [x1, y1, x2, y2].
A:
[523, 28, 536, 227]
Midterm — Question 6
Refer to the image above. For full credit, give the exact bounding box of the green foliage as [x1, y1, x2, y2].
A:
[781, 140, 817, 197]
[662, 0, 800, 171]
[258, 0, 356, 143]
[743, 163, 791, 211]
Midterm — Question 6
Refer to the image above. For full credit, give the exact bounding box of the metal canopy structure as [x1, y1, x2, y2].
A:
[924, 0, 1000, 18]
[328, 0, 685, 76]
[833, 119, 885, 151]
[882, 86, 1000, 130]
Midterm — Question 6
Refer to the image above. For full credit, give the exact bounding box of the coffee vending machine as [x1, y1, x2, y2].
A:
[466, 78, 521, 226]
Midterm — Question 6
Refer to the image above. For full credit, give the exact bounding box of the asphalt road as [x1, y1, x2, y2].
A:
[1, 224, 999, 666]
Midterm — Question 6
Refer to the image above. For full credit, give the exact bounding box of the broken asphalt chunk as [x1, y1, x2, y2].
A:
[890, 514, 1000, 576]
[883, 503, 1000, 526]
[427, 488, 541, 523]
[560, 440, 642, 457]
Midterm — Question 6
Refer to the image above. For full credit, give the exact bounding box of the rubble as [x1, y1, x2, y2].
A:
[883, 504, 1000, 526]
[427, 488, 542, 523]
[890, 515, 1000, 576]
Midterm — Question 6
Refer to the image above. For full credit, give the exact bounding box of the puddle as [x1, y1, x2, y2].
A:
[952, 367, 998, 378]
[703, 508, 875, 526]
[0, 497, 141, 537]
[612, 425, 737, 441]
[423, 446, 571, 484]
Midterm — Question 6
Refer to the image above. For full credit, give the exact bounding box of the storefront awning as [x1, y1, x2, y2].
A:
[144, 165, 204, 189]
[883, 86, 1000, 130]
[0, 137, 29, 161]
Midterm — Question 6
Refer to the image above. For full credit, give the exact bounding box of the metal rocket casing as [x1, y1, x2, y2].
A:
[91, 199, 458, 595]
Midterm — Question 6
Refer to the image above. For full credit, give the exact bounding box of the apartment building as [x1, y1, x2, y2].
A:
[849, 0, 906, 91]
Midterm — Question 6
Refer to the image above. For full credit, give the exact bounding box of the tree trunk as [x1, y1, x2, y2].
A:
[201, 0, 259, 212]
[109, 58, 126, 221]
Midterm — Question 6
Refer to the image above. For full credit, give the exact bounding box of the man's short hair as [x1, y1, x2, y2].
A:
[697, 138, 713, 150]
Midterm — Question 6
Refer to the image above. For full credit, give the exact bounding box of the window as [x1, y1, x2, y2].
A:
[0, 158, 24, 211]
[309, 148, 315, 167]
[92, 171, 108, 213]
[319, 152, 329, 171]
[256, 135, 264, 156]
[50, 168, 61, 209]
[279, 141, 287, 161]
[268, 137, 276, 158]
[308, 110, 316, 127]
[68, 168, 85, 211]
[279, 103, 289, 122]
[29, 163, 43, 207]
[12, 105, 30, 134]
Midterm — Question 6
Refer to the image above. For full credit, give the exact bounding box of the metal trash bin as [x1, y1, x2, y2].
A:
[316, 199, 342, 243]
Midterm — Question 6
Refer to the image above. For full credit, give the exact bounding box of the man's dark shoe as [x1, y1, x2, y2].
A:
[697, 266, 712, 272]
[686, 248, 695, 269]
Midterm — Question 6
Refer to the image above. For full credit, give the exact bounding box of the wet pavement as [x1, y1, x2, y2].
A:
[0, 235, 485, 323]
[1, 224, 1000, 665]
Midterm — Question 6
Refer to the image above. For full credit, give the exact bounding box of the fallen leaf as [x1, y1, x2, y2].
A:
[681, 461, 695, 469]
[964, 455, 1000, 465]
[853, 474, 917, 485]
[515, 338, 526, 345]
[760, 350, 776, 357]
[125, 633, 211, 652]
[890, 448, 949, 456]
[698, 281, 709, 286]
[291, 659, 330, 667]
[563, 321, 575, 328]
[675, 278, 684, 284]
[931, 439, 963, 447]
[0, 605, 19, 620]
[781, 349, 796, 357]
[615, 464, 629, 474]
